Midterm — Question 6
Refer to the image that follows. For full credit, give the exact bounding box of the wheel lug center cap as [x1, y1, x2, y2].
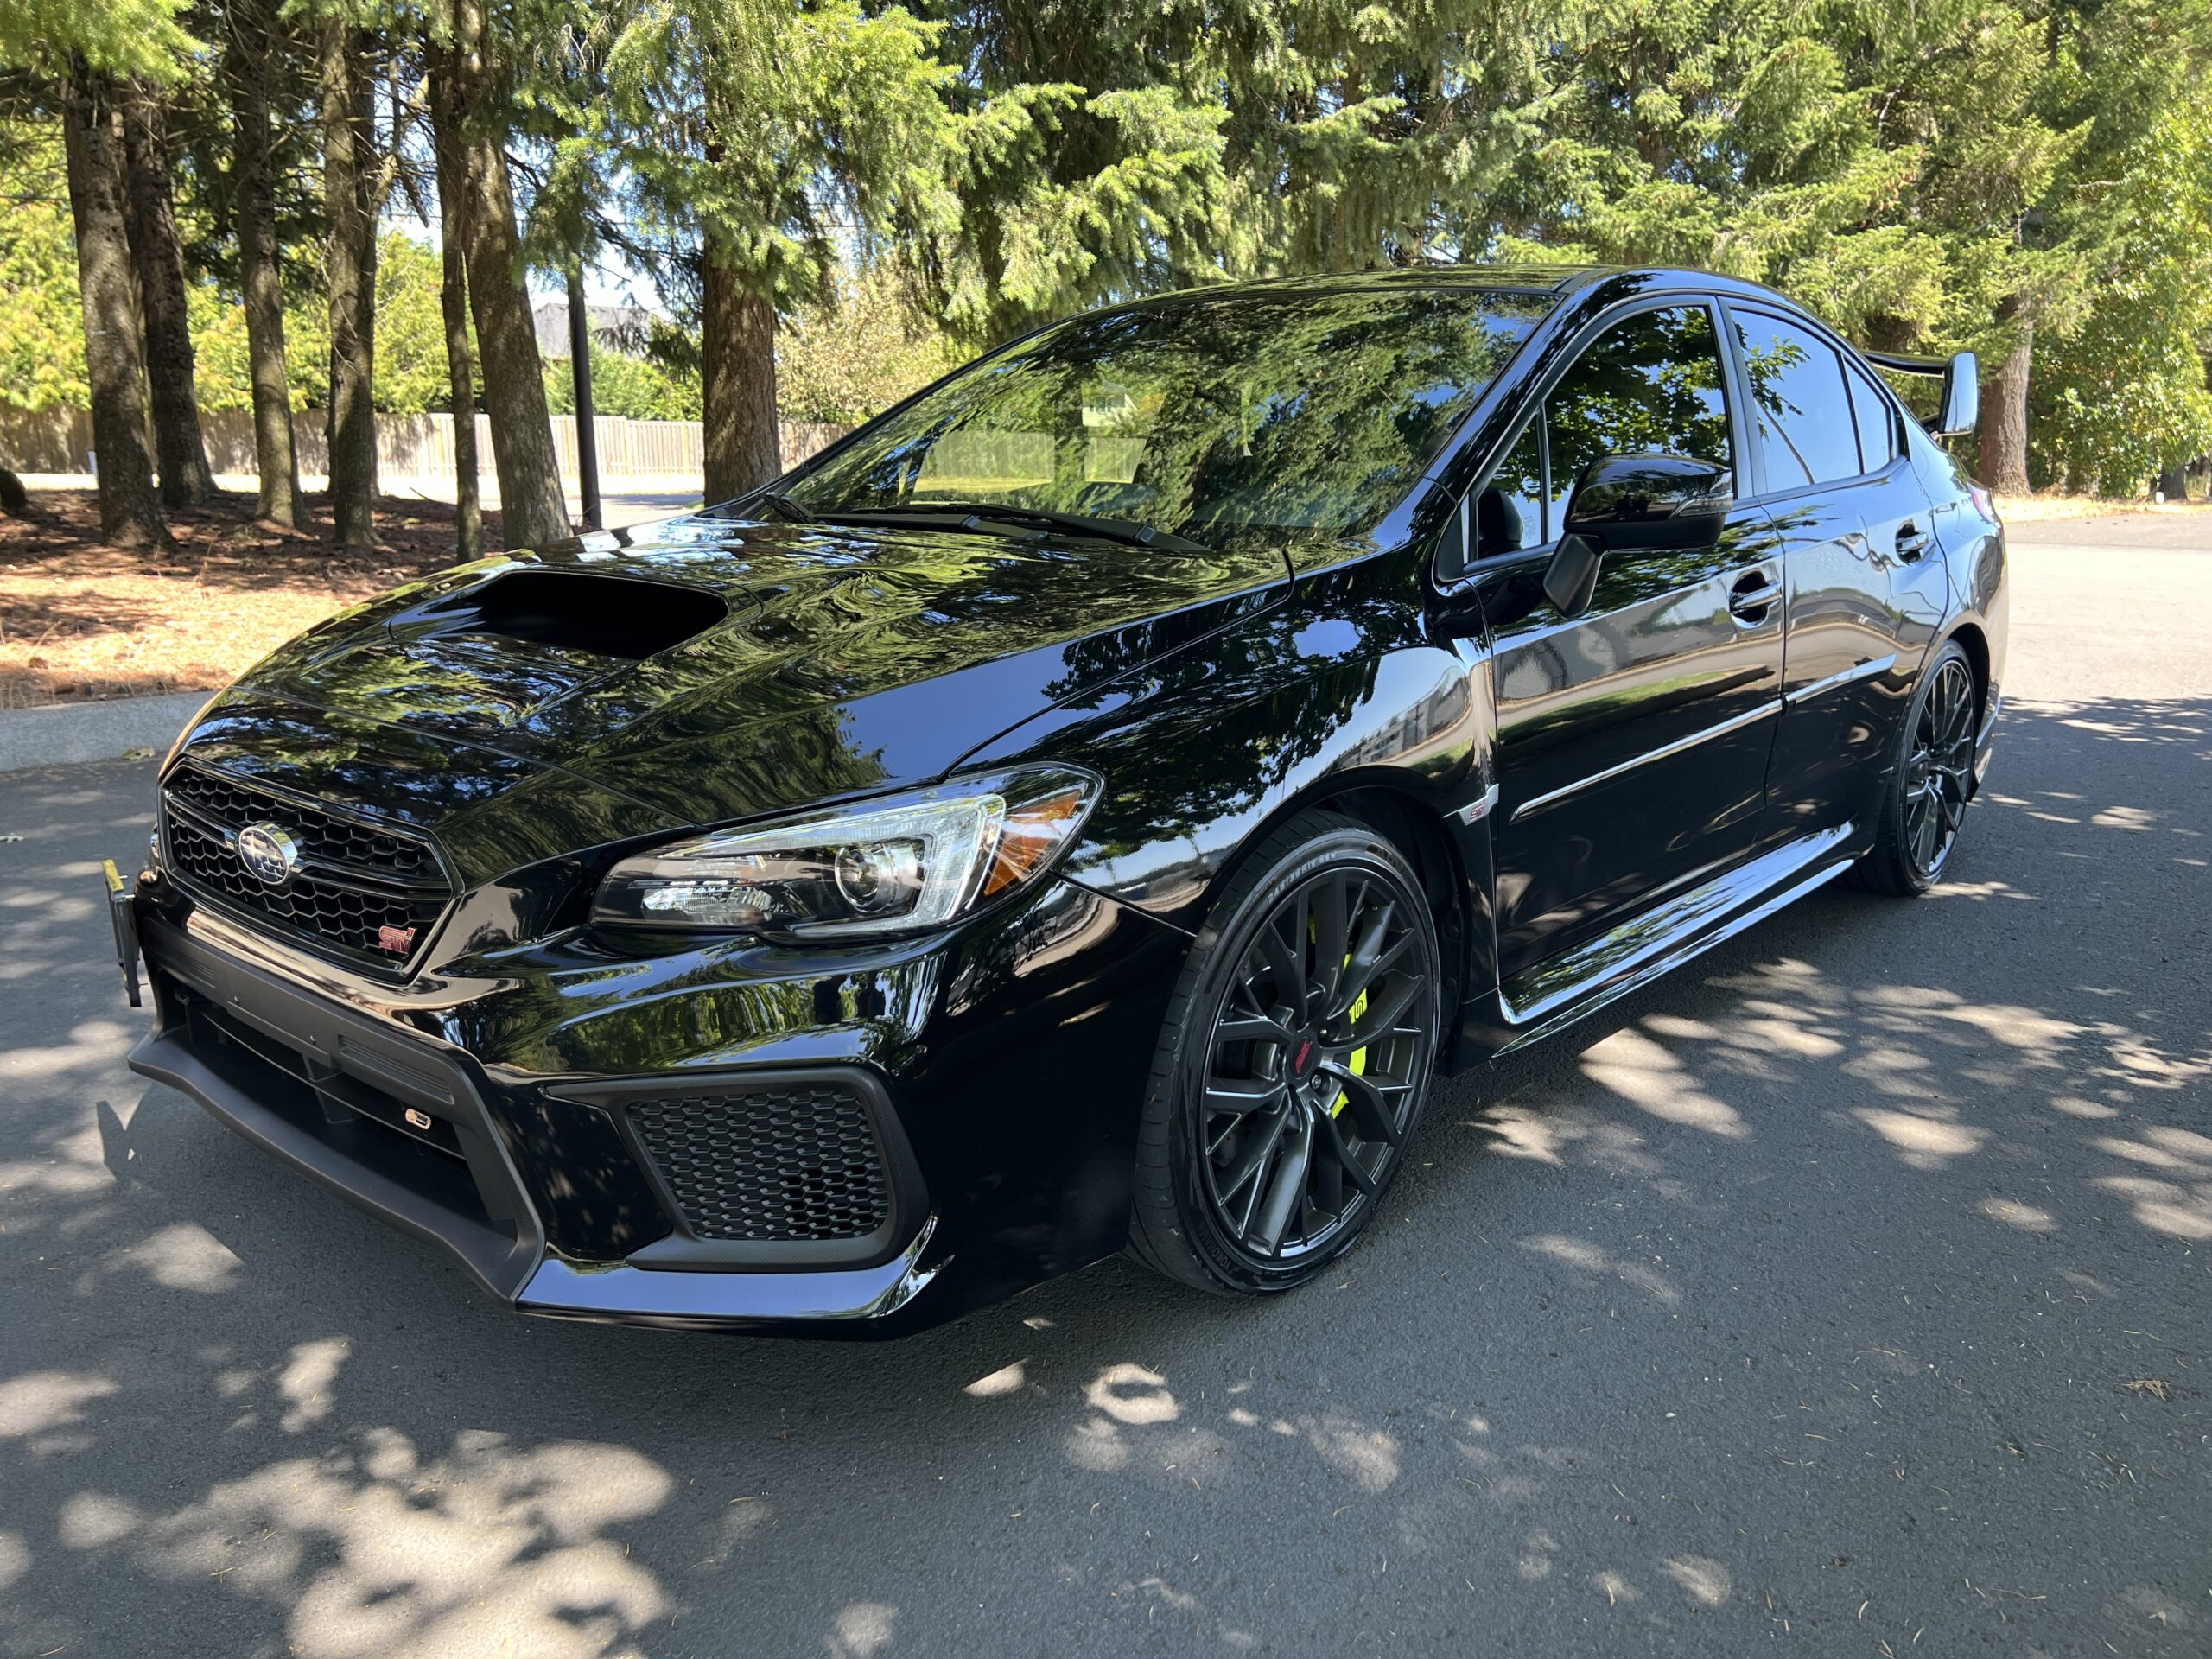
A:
[1291, 1036, 1319, 1080]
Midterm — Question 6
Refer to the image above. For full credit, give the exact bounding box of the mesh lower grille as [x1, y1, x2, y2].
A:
[628, 1087, 892, 1243]
[160, 766, 454, 969]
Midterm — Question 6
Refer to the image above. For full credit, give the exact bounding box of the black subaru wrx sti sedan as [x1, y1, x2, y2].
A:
[108, 265, 2006, 1333]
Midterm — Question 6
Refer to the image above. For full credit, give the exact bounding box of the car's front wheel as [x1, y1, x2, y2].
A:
[1128, 810, 1441, 1295]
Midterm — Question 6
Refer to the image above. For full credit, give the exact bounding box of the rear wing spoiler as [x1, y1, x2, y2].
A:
[1864, 349, 1980, 439]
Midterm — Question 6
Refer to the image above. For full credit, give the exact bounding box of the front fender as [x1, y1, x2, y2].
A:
[969, 599, 1487, 912]
[959, 560, 1503, 1077]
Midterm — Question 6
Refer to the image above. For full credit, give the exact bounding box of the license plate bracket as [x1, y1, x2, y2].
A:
[104, 860, 143, 1008]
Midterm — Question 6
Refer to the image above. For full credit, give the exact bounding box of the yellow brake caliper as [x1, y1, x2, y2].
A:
[1337, 969, 1370, 1117]
[1311, 918, 1370, 1117]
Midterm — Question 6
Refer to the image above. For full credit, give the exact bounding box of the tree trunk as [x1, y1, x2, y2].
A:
[226, 3, 300, 527]
[321, 22, 378, 546]
[702, 261, 781, 501]
[60, 65, 164, 548]
[452, 142, 569, 546]
[428, 49, 483, 560]
[2156, 462, 2188, 502]
[120, 83, 215, 506]
[442, 0, 569, 550]
[1977, 318, 2033, 496]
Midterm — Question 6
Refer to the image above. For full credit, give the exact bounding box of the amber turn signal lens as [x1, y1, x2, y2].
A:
[982, 787, 1089, 896]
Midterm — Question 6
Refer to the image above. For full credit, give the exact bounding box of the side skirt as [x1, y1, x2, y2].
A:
[1479, 824, 1858, 1058]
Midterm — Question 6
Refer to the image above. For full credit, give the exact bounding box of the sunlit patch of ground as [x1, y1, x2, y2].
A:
[0, 488, 488, 707]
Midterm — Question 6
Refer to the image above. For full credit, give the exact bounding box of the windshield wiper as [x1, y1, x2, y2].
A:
[848, 501, 1213, 554]
[727, 488, 813, 524]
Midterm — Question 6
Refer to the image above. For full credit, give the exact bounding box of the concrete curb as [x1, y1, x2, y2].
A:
[0, 690, 209, 774]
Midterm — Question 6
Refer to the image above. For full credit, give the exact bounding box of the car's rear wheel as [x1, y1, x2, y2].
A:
[1128, 810, 1441, 1295]
[1852, 640, 1978, 895]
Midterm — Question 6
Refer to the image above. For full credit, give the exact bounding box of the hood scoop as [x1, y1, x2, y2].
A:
[286, 565, 744, 739]
[401, 567, 729, 660]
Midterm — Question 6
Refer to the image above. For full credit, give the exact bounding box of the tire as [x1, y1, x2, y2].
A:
[1850, 640, 1978, 896]
[1127, 810, 1443, 1296]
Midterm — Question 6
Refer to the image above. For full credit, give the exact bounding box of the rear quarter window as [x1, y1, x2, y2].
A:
[1846, 361, 1900, 471]
[1732, 308, 1860, 490]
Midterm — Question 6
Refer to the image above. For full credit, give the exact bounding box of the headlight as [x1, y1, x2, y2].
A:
[591, 766, 1099, 939]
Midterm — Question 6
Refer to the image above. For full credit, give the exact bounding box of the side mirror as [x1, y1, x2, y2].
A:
[1541, 534, 1603, 618]
[1560, 453, 1732, 550]
[1541, 454, 1731, 620]
[1931, 351, 1979, 438]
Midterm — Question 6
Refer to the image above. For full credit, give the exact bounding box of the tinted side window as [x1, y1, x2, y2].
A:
[1733, 310, 1860, 489]
[1547, 305, 1732, 526]
[1479, 419, 1547, 556]
[1846, 360, 1897, 472]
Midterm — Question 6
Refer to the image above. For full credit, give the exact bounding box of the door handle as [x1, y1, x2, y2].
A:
[1895, 523, 1932, 563]
[1727, 567, 1782, 625]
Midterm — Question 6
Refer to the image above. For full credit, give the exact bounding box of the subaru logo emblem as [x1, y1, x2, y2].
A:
[235, 823, 300, 886]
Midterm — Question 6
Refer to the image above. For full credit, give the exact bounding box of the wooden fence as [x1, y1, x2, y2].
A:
[0, 407, 849, 483]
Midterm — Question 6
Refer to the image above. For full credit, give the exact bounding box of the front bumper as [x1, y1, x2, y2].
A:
[124, 866, 1187, 1334]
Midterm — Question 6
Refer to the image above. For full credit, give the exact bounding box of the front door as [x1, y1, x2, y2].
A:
[1474, 301, 1788, 981]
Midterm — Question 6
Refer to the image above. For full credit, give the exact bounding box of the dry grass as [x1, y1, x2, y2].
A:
[1994, 491, 2211, 524]
[0, 488, 495, 708]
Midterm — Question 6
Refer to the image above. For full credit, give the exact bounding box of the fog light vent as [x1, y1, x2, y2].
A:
[627, 1087, 891, 1243]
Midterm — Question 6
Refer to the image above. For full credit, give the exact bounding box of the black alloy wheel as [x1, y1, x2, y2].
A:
[1853, 639, 1979, 896]
[1128, 811, 1441, 1294]
[1903, 654, 1977, 881]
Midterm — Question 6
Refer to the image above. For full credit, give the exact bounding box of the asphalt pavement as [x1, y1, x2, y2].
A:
[2, 513, 2206, 1658]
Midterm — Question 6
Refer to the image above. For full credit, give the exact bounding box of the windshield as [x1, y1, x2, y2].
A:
[782, 287, 1552, 544]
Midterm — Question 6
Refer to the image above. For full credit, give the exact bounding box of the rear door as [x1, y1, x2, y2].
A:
[1723, 304, 1948, 849]
[1474, 300, 1788, 979]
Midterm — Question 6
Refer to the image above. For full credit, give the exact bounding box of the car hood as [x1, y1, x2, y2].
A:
[171, 514, 1289, 873]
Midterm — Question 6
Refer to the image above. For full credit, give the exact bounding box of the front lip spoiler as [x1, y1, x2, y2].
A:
[134, 1018, 955, 1332]
[128, 912, 955, 1332]
[130, 1024, 546, 1302]
[517, 1218, 945, 1332]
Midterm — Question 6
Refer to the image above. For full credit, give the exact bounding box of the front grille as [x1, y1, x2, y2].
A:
[161, 766, 454, 970]
[628, 1087, 892, 1243]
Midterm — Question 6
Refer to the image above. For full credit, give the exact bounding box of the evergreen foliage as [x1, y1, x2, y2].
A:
[3, 0, 2208, 510]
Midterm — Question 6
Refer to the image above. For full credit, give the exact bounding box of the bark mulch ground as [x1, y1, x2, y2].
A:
[0, 487, 494, 707]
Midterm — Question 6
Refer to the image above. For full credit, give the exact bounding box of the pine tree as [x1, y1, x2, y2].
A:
[574, 0, 963, 499]
[317, 10, 379, 545]
[427, 46, 483, 558]
[4, 0, 197, 544]
[61, 67, 168, 544]
[219, 0, 305, 525]
[121, 77, 217, 504]
[900, 1, 1569, 342]
[430, 0, 569, 548]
